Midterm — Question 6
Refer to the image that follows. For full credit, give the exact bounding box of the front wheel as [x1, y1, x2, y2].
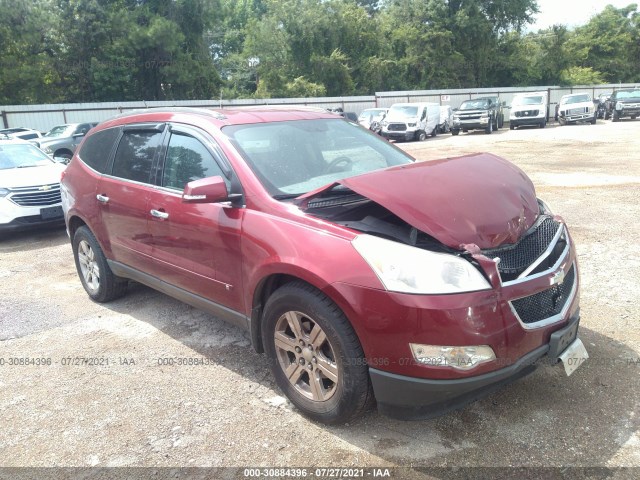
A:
[509, 123, 515, 130]
[416, 130, 427, 141]
[612, 111, 620, 122]
[451, 129, 460, 136]
[485, 119, 493, 134]
[262, 282, 373, 424]
[540, 119, 546, 128]
[431, 126, 437, 137]
[72, 226, 128, 302]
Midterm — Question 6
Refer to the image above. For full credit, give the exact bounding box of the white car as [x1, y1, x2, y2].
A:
[556, 93, 596, 125]
[0, 137, 66, 233]
[357, 108, 388, 129]
[510, 92, 549, 129]
[0, 127, 43, 141]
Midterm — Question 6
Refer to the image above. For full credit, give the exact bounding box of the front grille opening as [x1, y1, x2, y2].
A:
[511, 265, 575, 324]
[483, 216, 561, 282]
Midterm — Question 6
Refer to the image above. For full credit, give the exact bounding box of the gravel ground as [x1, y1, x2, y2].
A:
[1, 118, 639, 477]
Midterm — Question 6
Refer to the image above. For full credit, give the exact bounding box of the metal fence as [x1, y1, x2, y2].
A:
[1, 84, 636, 132]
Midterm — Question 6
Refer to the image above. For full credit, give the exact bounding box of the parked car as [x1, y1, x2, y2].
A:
[438, 105, 453, 134]
[595, 92, 611, 119]
[0, 127, 43, 141]
[35, 123, 97, 160]
[555, 93, 596, 125]
[381, 103, 440, 141]
[605, 88, 640, 122]
[0, 136, 66, 232]
[357, 108, 388, 131]
[451, 97, 503, 135]
[510, 92, 549, 129]
[61, 107, 587, 423]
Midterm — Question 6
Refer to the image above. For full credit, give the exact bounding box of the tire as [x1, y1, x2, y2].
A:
[485, 119, 493, 134]
[56, 151, 73, 161]
[604, 110, 610, 120]
[590, 116, 597, 125]
[431, 126, 437, 137]
[416, 131, 427, 141]
[612, 110, 620, 122]
[540, 119, 546, 128]
[72, 226, 128, 302]
[451, 129, 460, 136]
[509, 123, 515, 130]
[262, 282, 373, 424]
[498, 114, 504, 129]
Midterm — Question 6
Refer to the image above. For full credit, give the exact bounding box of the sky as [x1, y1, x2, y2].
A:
[530, 0, 636, 30]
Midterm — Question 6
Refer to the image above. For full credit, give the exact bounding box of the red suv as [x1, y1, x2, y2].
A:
[61, 107, 587, 423]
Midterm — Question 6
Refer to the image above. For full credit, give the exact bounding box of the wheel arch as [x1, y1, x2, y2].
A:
[249, 271, 359, 355]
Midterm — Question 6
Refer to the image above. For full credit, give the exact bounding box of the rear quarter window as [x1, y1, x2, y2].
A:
[77, 127, 120, 173]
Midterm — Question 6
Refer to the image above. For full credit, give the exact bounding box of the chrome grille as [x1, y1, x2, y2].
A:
[515, 110, 539, 117]
[9, 184, 62, 207]
[511, 265, 576, 324]
[482, 216, 562, 282]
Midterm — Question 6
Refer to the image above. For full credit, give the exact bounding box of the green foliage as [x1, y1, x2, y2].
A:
[0, 0, 638, 104]
[560, 66, 606, 86]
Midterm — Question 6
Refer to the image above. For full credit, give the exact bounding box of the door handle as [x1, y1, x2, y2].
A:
[96, 194, 109, 203]
[150, 209, 169, 220]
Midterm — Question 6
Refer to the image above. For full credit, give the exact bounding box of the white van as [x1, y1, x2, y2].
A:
[510, 92, 549, 129]
[381, 103, 441, 141]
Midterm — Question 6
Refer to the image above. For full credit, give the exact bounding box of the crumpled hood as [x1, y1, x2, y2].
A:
[300, 153, 539, 249]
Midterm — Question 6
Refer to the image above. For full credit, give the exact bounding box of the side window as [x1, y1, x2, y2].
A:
[162, 132, 226, 191]
[77, 127, 120, 174]
[111, 131, 162, 183]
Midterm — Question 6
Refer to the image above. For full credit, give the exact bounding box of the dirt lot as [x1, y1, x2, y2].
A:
[1, 119, 639, 476]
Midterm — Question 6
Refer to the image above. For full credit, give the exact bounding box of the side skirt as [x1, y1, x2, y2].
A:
[108, 260, 250, 332]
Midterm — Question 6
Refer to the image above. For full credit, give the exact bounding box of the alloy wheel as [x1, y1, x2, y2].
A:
[274, 311, 339, 402]
[78, 240, 100, 292]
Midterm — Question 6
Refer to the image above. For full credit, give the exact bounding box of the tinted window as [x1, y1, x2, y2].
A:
[78, 127, 120, 173]
[112, 131, 161, 183]
[162, 132, 226, 190]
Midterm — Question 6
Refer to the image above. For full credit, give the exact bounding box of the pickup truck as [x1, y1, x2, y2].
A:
[451, 97, 504, 135]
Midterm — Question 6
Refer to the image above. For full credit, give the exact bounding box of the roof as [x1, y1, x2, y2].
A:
[98, 106, 341, 131]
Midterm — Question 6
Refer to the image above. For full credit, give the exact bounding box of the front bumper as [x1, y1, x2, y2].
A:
[0, 198, 65, 232]
[452, 118, 489, 130]
[616, 106, 640, 118]
[382, 130, 416, 141]
[370, 312, 581, 419]
[560, 112, 595, 123]
[510, 116, 545, 127]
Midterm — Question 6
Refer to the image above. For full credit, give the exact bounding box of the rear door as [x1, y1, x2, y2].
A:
[145, 125, 245, 312]
[95, 124, 165, 274]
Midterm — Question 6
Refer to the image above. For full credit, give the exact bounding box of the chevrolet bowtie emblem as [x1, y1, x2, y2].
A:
[551, 269, 565, 286]
[39, 185, 52, 191]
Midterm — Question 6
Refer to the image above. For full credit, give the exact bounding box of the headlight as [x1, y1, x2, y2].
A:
[43, 145, 54, 154]
[0, 188, 9, 198]
[410, 344, 496, 370]
[616, 102, 623, 110]
[351, 234, 491, 294]
[407, 123, 416, 127]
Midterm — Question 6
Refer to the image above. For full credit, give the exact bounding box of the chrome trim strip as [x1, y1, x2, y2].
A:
[517, 224, 566, 279]
[508, 262, 578, 330]
[502, 225, 570, 287]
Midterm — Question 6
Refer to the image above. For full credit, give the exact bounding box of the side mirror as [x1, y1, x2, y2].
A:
[182, 176, 229, 204]
[72, 133, 86, 138]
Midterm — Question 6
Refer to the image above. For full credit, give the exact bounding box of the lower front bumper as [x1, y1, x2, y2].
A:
[510, 118, 544, 127]
[382, 131, 415, 141]
[371, 312, 581, 420]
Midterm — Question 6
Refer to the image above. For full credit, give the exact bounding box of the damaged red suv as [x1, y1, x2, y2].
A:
[61, 107, 588, 423]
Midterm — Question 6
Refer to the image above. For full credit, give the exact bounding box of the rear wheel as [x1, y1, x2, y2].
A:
[262, 282, 373, 424]
[431, 126, 437, 137]
[72, 226, 128, 302]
